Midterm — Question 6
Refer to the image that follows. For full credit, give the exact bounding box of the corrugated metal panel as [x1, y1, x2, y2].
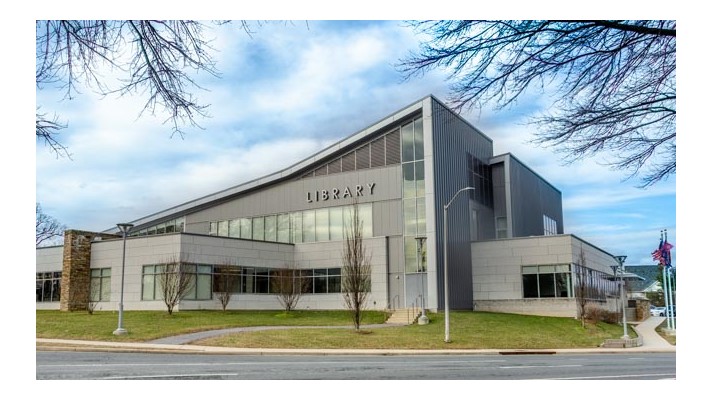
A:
[431, 99, 494, 310]
[508, 156, 564, 237]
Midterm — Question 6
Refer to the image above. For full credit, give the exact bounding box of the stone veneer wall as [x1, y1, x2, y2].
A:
[60, 230, 119, 311]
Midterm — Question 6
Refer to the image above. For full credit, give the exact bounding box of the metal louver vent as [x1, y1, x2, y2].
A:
[355, 146, 370, 170]
[341, 152, 355, 172]
[385, 129, 401, 165]
[370, 136, 385, 167]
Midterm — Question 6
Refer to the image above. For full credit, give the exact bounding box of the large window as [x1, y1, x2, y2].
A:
[90, 268, 111, 302]
[522, 265, 572, 298]
[402, 117, 426, 273]
[207, 202, 373, 244]
[214, 266, 346, 295]
[142, 264, 212, 301]
[36, 271, 61, 302]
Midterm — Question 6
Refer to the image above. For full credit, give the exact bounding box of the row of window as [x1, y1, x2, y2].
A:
[209, 203, 373, 243]
[141, 264, 351, 301]
[130, 217, 186, 237]
[522, 264, 618, 300]
[36, 265, 359, 303]
[522, 265, 571, 298]
[36, 272, 61, 302]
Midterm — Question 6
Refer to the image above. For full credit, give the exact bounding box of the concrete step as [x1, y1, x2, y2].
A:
[386, 309, 420, 325]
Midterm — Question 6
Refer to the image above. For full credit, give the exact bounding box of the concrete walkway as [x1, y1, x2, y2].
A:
[37, 317, 675, 355]
[630, 316, 676, 350]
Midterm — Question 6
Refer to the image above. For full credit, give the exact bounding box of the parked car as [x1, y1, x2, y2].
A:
[650, 306, 666, 317]
[663, 305, 676, 317]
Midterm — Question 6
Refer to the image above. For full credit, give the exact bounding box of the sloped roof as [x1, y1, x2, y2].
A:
[625, 264, 662, 292]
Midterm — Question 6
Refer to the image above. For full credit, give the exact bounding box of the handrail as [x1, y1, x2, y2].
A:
[391, 295, 399, 311]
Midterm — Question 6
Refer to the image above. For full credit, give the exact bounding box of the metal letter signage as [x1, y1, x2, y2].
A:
[306, 183, 375, 203]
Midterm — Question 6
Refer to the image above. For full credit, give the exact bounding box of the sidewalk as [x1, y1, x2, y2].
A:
[36, 317, 676, 356]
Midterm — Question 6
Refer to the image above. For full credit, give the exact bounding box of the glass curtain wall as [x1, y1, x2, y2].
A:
[402, 117, 427, 273]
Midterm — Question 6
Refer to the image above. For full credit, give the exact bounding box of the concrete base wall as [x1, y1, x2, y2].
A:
[474, 298, 578, 318]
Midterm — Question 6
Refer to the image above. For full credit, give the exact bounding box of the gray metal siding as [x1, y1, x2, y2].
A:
[185, 166, 403, 231]
[431, 99, 494, 310]
[508, 156, 564, 237]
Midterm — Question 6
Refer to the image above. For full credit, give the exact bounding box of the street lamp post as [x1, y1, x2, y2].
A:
[443, 186, 475, 343]
[113, 223, 134, 336]
[614, 255, 628, 339]
[416, 236, 428, 325]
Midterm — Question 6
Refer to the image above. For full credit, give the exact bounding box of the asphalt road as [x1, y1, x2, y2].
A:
[36, 351, 676, 380]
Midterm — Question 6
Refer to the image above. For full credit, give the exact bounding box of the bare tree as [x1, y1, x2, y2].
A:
[400, 20, 676, 187]
[213, 263, 240, 311]
[341, 204, 372, 330]
[272, 265, 309, 313]
[158, 255, 196, 315]
[35, 20, 260, 157]
[36, 203, 66, 246]
[573, 249, 590, 327]
[87, 278, 101, 315]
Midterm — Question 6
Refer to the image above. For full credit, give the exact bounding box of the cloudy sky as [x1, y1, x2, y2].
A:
[34, 19, 676, 267]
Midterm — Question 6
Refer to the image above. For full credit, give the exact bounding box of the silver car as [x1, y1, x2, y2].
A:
[650, 306, 666, 317]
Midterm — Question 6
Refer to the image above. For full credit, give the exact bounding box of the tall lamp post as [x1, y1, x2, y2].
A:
[113, 223, 134, 336]
[614, 255, 629, 339]
[415, 236, 428, 325]
[443, 186, 475, 343]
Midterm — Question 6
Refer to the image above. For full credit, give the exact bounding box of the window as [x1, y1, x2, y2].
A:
[36, 272, 61, 302]
[543, 215, 558, 236]
[142, 264, 212, 301]
[239, 218, 252, 239]
[329, 207, 343, 241]
[301, 268, 342, 294]
[183, 265, 213, 300]
[290, 212, 303, 243]
[130, 217, 186, 237]
[315, 209, 330, 242]
[302, 210, 316, 243]
[207, 204, 373, 245]
[229, 219, 240, 238]
[522, 265, 572, 299]
[218, 220, 229, 237]
[90, 268, 111, 302]
[264, 215, 276, 242]
[496, 217, 508, 239]
[252, 217, 265, 241]
[277, 214, 290, 243]
[142, 265, 164, 300]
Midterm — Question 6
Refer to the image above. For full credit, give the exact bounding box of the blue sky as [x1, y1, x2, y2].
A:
[34, 19, 676, 267]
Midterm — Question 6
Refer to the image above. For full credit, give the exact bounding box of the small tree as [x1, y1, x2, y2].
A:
[573, 249, 590, 327]
[272, 265, 309, 312]
[341, 204, 372, 330]
[158, 255, 195, 315]
[87, 279, 100, 315]
[213, 262, 240, 311]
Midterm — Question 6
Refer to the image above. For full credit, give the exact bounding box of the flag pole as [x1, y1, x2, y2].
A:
[665, 230, 676, 331]
[660, 230, 671, 330]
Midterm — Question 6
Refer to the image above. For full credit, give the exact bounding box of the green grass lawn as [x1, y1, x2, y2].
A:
[36, 309, 388, 342]
[37, 309, 625, 349]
